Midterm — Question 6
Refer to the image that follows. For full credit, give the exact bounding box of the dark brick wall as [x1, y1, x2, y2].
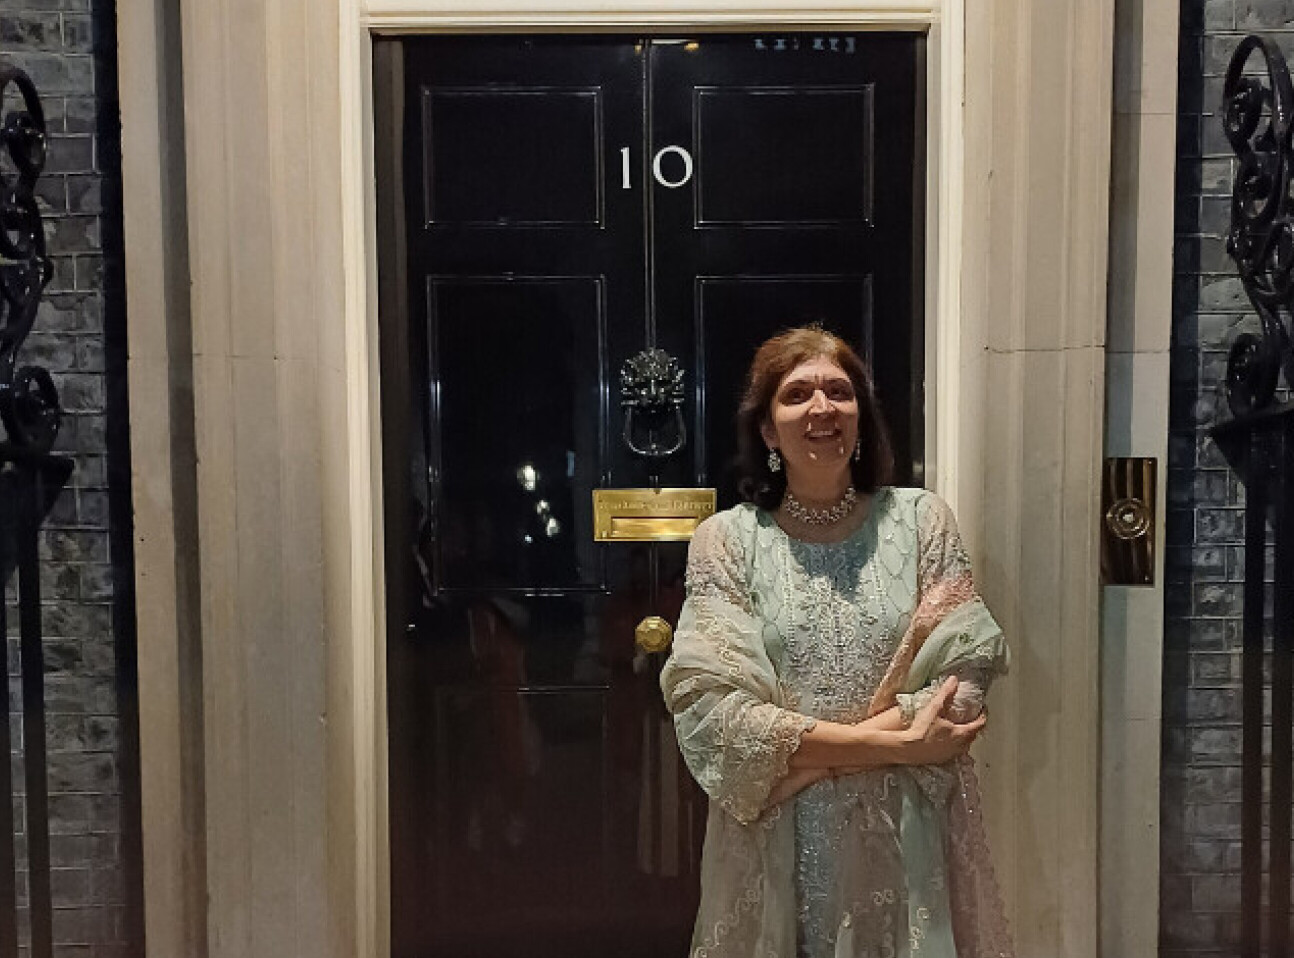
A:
[0, 2, 139, 957]
[1166, 1, 1293, 953]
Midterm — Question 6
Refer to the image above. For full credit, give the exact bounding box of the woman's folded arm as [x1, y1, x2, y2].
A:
[787, 676, 985, 772]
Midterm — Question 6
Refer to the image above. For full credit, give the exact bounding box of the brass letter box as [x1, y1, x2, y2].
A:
[593, 488, 717, 542]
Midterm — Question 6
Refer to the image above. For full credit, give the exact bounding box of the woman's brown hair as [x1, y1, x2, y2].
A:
[735, 325, 894, 510]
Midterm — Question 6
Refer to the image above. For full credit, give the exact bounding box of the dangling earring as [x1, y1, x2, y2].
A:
[767, 448, 782, 473]
[853, 440, 861, 462]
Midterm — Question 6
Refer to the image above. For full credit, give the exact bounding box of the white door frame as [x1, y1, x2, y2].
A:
[349, 8, 957, 951]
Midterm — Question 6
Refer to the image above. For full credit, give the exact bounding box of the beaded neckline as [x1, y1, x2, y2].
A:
[766, 487, 888, 547]
[783, 485, 858, 525]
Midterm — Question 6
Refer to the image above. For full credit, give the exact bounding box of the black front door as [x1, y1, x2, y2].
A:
[375, 32, 923, 958]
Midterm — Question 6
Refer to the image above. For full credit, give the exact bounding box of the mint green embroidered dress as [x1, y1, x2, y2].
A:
[660, 487, 1013, 958]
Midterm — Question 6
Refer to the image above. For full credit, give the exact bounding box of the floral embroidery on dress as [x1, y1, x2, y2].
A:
[770, 489, 913, 725]
[672, 515, 817, 826]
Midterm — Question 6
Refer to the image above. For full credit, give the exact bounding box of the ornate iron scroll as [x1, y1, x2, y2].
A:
[1222, 37, 1294, 415]
[0, 66, 58, 456]
[620, 347, 687, 459]
[1217, 40, 1294, 956]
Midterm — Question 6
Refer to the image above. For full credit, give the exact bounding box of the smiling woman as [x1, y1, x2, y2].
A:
[736, 326, 895, 532]
[660, 326, 1013, 958]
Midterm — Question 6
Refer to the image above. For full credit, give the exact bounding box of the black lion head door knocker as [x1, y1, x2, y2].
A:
[1222, 36, 1294, 415]
[620, 348, 687, 475]
[0, 65, 59, 456]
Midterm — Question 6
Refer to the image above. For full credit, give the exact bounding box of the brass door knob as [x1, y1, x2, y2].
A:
[635, 615, 674, 653]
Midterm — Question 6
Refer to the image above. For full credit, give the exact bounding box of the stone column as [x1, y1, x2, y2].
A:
[122, 0, 373, 954]
[961, 0, 1115, 954]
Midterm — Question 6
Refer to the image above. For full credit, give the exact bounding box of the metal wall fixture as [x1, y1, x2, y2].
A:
[1099, 457, 1156, 586]
[0, 63, 70, 958]
[1219, 35, 1294, 958]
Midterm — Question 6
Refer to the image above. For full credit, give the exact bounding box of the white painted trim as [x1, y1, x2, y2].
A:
[930, 0, 962, 510]
[339, 9, 388, 958]
[364, 0, 941, 29]
[339, 7, 962, 956]
[339, 15, 959, 955]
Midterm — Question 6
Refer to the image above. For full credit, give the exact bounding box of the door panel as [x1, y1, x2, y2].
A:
[423, 88, 606, 226]
[649, 35, 922, 491]
[429, 277, 606, 591]
[377, 32, 923, 958]
[694, 85, 874, 226]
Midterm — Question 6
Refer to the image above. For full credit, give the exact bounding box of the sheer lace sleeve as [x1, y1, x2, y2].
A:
[913, 492, 1009, 686]
[660, 512, 816, 825]
[876, 491, 1009, 724]
[916, 490, 976, 616]
[910, 494, 1016, 958]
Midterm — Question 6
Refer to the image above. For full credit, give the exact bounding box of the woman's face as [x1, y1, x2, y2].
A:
[760, 355, 860, 478]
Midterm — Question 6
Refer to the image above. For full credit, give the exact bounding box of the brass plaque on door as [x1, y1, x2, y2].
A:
[593, 488, 717, 542]
[1101, 457, 1157, 586]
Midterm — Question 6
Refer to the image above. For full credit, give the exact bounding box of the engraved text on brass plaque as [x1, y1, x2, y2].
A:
[592, 488, 717, 542]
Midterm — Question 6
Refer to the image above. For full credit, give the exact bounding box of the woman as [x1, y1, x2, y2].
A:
[660, 327, 1013, 958]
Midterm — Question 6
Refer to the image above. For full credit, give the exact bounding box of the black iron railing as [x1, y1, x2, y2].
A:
[1218, 35, 1294, 958]
[0, 65, 70, 958]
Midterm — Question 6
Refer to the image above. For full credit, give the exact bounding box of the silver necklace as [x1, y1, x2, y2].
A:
[783, 486, 858, 525]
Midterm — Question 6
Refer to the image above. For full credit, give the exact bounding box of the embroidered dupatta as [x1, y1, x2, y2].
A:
[660, 488, 1013, 958]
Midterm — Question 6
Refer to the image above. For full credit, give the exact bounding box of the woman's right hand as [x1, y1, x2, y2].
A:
[900, 676, 987, 764]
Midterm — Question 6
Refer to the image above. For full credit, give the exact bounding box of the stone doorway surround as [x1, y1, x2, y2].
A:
[115, 1, 1115, 956]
